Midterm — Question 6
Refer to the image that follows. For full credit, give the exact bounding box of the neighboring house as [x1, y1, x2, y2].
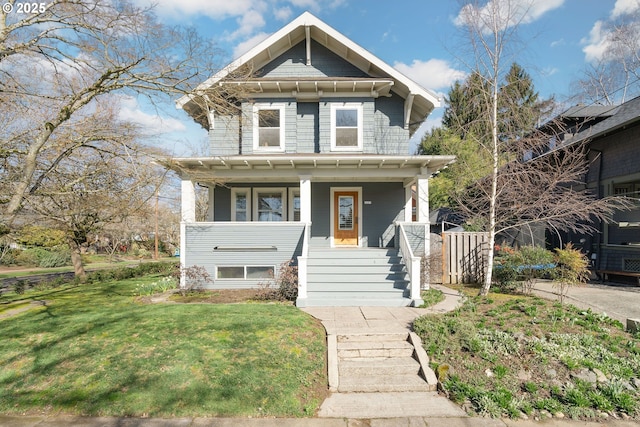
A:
[164, 12, 455, 306]
[542, 97, 640, 283]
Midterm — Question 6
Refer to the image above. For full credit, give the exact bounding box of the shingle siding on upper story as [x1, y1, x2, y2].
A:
[259, 40, 367, 78]
[207, 40, 412, 156]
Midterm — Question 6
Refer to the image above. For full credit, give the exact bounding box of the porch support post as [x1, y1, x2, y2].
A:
[299, 174, 311, 223]
[416, 172, 429, 223]
[403, 179, 414, 222]
[416, 172, 430, 293]
[207, 185, 215, 221]
[181, 179, 196, 223]
[180, 178, 196, 289]
[297, 175, 311, 306]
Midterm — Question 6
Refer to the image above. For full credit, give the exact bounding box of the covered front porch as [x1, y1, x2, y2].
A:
[168, 154, 455, 306]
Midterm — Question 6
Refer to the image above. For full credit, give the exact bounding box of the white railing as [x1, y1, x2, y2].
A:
[296, 222, 311, 305]
[397, 222, 424, 306]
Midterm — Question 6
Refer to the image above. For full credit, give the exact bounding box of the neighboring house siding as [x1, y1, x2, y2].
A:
[184, 223, 305, 288]
[590, 126, 640, 182]
[210, 114, 241, 156]
[260, 40, 367, 78]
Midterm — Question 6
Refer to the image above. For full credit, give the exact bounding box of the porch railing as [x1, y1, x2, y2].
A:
[397, 222, 425, 306]
[296, 222, 311, 304]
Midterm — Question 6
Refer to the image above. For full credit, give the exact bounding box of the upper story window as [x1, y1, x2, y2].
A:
[331, 103, 363, 151]
[253, 103, 285, 152]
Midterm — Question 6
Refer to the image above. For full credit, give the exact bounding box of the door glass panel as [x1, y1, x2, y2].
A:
[338, 196, 354, 230]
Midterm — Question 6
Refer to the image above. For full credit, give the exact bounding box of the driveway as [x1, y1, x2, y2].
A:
[532, 280, 640, 324]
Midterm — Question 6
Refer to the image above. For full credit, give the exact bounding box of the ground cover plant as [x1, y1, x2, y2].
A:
[414, 288, 640, 421]
[0, 272, 327, 417]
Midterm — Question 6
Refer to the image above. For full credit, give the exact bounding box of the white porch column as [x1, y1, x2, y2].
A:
[403, 180, 414, 222]
[416, 174, 429, 223]
[299, 175, 312, 223]
[180, 179, 196, 289]
[207, 185, 215, 222]
[297, 175, 311, 305]
[181, 179, 196, 223]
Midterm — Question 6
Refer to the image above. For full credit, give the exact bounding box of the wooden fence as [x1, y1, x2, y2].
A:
[442, 232, 489, 284]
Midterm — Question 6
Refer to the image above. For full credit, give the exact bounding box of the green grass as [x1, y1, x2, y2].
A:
[419, 288, 445, 308]
[414, 292, 640, 420]
[0, 277, 327, 417]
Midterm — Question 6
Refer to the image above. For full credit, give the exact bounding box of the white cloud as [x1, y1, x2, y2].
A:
[226, 10, 267, 41]
[581, 20, 610, 63]
[232, 32, 271, 59]
[611, 0, 640, 18]
[135, 0, 258, 20]
[118, 96, 186, 134]
[454, 0, 565, 31]
[274, 7, 293, 21]
[393, 59, 467, 92]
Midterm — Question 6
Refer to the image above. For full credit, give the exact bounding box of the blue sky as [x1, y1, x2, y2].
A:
[130, 0, 638, 155]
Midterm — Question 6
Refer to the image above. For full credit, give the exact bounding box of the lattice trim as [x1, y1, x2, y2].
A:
[623, 258, 640, 272]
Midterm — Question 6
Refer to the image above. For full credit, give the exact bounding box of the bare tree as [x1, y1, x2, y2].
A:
[0, 0, 251, 228]
[453, 0, 630, 295]
[21, 99, 165, 278]
[573, 2, 640, 104]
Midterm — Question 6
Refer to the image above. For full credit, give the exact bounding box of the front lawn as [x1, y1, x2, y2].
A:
[0, 276, 327, 417]
[414, 287, 640, 421]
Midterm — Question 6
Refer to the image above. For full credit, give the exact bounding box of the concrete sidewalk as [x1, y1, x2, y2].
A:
[2, 414, 640, 426]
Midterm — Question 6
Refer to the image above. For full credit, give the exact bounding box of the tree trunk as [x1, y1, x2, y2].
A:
[68, 238, 87, 281]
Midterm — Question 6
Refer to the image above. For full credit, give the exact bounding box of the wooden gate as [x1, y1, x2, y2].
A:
[442, 232, 489, 284]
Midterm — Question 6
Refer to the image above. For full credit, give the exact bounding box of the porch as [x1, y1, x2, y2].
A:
[180, 221, 428, 306]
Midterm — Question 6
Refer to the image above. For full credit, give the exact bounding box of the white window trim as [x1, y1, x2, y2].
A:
[253, 103, 286, 152]
[231, 188, 251, 221]
[216, 265, 276, 280]
[289, 188, 301, 222]
[330, 102, 363, 152]
[253, 187, 287, 222]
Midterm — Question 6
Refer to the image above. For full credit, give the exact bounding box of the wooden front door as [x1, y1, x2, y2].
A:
[334, 191, 358, 246]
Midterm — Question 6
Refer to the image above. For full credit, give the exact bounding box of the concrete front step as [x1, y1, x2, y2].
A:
[302, 296, 412, 307]
[339, 356, 420, 376]
[337, 373, 432, 393]
[337, 341, 415, 358]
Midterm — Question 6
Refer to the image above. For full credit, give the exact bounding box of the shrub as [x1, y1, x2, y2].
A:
[173, 264, 212, 296]
[493, 245, 554, 294]
[552, 243, 589, 303]
[256, 260, 298, 302]
[133, 276, 177, 296]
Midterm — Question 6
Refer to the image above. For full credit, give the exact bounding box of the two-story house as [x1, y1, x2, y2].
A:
[543, 97, 640, 284]
[165, 12, 455, 306]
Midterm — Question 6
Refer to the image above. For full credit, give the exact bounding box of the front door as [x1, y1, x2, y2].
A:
[334, 191, 358, 246]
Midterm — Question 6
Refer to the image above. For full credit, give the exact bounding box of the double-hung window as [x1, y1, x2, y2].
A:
[253, 103, 285, 151]
[331, 103, 363, 151]
[253, 188, 286, 222]
[231, 188, 251, 221]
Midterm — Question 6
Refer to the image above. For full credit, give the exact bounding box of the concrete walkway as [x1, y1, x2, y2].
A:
[301, 284, 466, 420]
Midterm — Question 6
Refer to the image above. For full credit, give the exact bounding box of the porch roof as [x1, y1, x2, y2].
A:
[164, 154, 456, 184]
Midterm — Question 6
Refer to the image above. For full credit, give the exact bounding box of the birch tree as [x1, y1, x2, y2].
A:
[453, 0, 628, 296]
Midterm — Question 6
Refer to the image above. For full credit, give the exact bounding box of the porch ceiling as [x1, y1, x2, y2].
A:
[164, 154, 456, 183]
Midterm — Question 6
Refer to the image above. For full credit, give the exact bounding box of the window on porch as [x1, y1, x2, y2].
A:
[253, 188, 286, 221]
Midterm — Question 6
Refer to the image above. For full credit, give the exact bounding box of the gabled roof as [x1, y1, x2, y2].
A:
[558, 96, 640, 147]
[177, 11, 440, 136]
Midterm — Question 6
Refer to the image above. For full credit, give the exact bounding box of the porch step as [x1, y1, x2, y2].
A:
[304, 248, 412, 307]
[336, 333, 434, 393]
